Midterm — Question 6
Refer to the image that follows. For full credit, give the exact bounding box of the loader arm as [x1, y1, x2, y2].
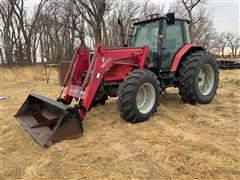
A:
[64, 44, 150, 119]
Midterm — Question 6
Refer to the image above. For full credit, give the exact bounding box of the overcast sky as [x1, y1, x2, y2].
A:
[207, 0, 239, 34]
[25, 0, 239, 35]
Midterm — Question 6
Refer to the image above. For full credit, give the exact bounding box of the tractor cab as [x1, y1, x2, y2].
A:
[130, 13, 191, 72]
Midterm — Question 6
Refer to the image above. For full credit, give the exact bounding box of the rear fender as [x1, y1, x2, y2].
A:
[170, 44, 204, 72]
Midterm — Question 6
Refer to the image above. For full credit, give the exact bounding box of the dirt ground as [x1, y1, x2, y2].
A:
[0, 68, 240, 179]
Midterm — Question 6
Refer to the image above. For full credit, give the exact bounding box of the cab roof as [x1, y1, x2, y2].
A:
[131, 13, 190, 25]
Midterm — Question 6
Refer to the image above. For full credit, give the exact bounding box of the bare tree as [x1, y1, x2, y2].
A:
[1, 0, 237, 67]
[141, 0, 166, 17]
[72, 0, 112, 45]
[105, 0, 166, 47]
[180, 0, 204, 34]
[10, 0, 48, 65]
[0, 47, 4, 65]
[233, 37, 240, 57]
[170, 0, 216, 50]
[106, 1, 141, 47]
[0, 0, 15, 65]
[224, 32, 240, 57]
[216, 32, 229, 57]
[35, 0, 87, 63]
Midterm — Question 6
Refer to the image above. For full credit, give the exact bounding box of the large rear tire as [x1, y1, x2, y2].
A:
[117, 69, 160, 123]
[177, 51, 219, 104]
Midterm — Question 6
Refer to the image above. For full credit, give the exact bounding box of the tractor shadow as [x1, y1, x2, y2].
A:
[160, 89, 182, 106]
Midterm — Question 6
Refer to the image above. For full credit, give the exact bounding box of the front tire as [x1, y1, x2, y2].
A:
[177, 51, 219, 104]
[117, 69, 160, 123]
[91, 84, 108, 107]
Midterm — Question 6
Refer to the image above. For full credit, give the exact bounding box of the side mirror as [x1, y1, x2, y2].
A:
[166, 13, 175, 25]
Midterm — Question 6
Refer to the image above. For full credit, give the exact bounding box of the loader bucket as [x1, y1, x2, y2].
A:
[15, 93, 83, 147]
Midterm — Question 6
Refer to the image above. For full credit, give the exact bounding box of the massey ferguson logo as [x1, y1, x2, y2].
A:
[101, 56, 111, 68]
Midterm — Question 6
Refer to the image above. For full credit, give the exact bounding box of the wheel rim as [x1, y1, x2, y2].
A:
[198, 64, 215, 96]
[136, 83, 156, 114]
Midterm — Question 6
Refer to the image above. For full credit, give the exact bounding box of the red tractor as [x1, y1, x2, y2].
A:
[15, 13, 219, 146]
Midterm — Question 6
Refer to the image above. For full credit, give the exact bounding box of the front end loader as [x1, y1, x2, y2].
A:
[15, 45, 150, 146]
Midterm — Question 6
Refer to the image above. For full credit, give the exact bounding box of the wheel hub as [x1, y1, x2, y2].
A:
[136, 83, 155, 114]
[198, 64, 215, 96]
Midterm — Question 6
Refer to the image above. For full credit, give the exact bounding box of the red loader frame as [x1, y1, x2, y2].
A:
[61, 44, 150, 121]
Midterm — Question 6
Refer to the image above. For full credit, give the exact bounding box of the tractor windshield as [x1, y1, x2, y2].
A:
[131, 21, 159, 50]
[130, 21, 159, 70]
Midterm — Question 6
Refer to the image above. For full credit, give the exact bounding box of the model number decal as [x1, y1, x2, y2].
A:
[100, 56, 111, 68]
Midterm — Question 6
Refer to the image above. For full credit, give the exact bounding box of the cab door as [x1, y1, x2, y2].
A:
[160, 19, 185, 71]
[131, 20, 160, 72]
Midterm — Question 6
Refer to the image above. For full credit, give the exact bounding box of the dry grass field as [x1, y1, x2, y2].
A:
[0, 66, 240, 179]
